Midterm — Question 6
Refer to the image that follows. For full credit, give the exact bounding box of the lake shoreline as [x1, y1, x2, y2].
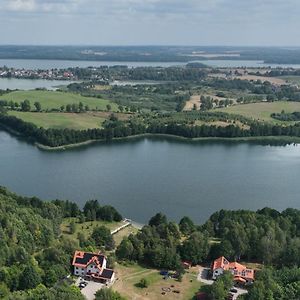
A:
[1, 122, 299, 151]
[36, 133, 300, 151]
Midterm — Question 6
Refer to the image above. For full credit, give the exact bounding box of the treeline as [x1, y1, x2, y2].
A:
[244, 267, 300, 300]
[3, 111, 300, 147]
[66, 65, 207, 81]
[202, 208, 300, 266]
[116, 208, 300, 270]
[271, 111, 300, 121]
[116, 213, 209, 271]
[207, 78, 300, 102]
[127, 66, 207, 81]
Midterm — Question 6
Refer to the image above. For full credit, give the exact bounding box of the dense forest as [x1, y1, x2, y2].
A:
[0, 186, 299, 299]
[0, 187, 122, 299]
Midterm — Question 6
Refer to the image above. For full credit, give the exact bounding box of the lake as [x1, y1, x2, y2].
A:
[0, 78, 74, 90]
[0, 130, 299, 224]
[1, 59, 300, 69]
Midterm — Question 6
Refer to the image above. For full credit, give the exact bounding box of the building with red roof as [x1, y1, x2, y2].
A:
[72, 251, 115, 284]
[212, 256, 254, 284]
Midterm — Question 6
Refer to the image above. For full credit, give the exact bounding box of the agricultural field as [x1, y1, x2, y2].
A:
[0, 90, 118, 111]
[8, 111, 106, 130]
[215, 101, 300, 123]
[113, 263, 201, 300]
[279, 76, 300, 86]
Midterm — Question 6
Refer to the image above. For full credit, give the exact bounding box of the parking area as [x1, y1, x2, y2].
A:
[75, 277, 104, 300]
[196, 267, 248, 300]
[197, 266, 214, 285]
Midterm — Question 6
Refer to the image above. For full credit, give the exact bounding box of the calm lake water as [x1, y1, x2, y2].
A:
[1, 59, 300, 69]
[0, 130, 299, 224]
[0, 78, 73, 90]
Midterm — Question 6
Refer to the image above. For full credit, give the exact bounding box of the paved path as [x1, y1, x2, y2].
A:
[197, 266, 214, 285]
[111, 219, 144, 235]
[233, 287, 248, 300]
[111, 220, 131, 235]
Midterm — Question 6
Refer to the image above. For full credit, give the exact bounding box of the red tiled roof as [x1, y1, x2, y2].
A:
[212, 256, 255, 281]
[72, 250, 105, 270]
[212, 256, 230, 270]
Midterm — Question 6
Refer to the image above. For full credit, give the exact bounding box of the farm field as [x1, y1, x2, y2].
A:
[0, 90, 118, 111]
[215, 101, 300, 123]
[8, 111, 106, 130]
[113, 263, 201, 300]
[279, 76, 300, 85]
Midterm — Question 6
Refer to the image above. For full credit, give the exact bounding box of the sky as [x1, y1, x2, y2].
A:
[0, 0, 300, 46]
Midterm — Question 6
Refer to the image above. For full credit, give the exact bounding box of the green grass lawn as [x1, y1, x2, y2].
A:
[8, 111, 106, 130]
[60, 218, 124, 239]
[215, 101, 300, 124]
[114, 263, 201, 300]
[0, 90, 118, 111]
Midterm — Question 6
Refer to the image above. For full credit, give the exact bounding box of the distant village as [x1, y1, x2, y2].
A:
[0, 67, 76, 81]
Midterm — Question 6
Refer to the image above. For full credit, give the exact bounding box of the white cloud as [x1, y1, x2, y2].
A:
[6, 0, 36, 12]
[0, 0, 300, 45]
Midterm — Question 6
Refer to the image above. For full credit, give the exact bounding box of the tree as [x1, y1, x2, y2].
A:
[34, 102, 42, 112]
[118, 105, 124, 112]
[137, 278, 149, 288]
[69, 220, 76, 234]
[0, 283, 9, 299]
[179, 216, 196, 235]
[209, 280, 227, 300]
[116, 238, 134, 260]
[91, 226, 115, 250]
[21, 100, 31, 112]
[19, 264, 42, 290]
[66, 104, 71, 112]
[180, 232, 210, 265]
[149, 213, 167, 227]
[106, 104, 112, 112]
[79, 102, 84, 112]
[95, 288, 126, 300]
[207, 272, 233, 300]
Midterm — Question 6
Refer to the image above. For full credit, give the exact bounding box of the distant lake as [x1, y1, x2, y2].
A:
[0, 131, 299, 224]
[1, 58, 300, 69]
[0, 78, 74, 90]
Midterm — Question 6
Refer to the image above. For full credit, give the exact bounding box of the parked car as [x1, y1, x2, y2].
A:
[230, 288, 238, 293]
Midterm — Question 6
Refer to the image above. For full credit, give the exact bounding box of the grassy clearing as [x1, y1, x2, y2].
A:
[215, 101, 300, 123]
[194, 120, 250, 130]
[0, 90, 118, 111]
[113, 263, 201, 300]
[113, 225, 139, 247]
[8, 111, 106, 130]
[60, 218, 139, 247]
[60, 218, 123, 240]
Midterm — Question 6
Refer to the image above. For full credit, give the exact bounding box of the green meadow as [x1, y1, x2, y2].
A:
[0, 90, 118, 111]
